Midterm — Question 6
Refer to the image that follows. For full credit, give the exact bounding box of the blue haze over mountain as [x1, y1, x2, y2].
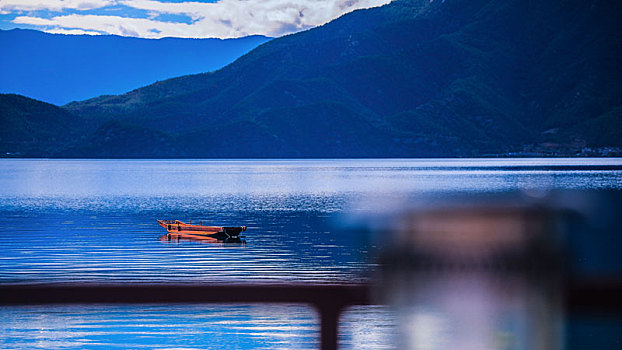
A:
[0, 29, 270, 105]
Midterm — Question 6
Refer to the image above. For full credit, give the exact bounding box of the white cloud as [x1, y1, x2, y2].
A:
[121, 0, 392, 37]
[9, 0, 393, 38]
[0, 0, 116, 12]
[45, 27, 102, 35]
[14, 14, 193, 37]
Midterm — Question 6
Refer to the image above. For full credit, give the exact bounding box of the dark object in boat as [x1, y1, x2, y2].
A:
[157, 220, 246, 242]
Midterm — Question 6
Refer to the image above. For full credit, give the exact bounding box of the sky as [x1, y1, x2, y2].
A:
[0, 0, 392, 39]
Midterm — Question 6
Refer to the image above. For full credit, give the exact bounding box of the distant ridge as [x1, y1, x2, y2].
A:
[0, 94, 86, 156]
[3, 0, 622, 158]
[0, 29, 271, 105]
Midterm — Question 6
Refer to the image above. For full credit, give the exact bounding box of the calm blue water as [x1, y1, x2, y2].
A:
[1, 158, 621, 349]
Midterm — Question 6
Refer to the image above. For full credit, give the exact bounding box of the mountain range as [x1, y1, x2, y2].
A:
[1, 0, 621, 158]
[0, 29, 270, 105]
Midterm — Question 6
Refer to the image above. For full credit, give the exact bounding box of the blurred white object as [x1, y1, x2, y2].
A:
[377, 197, 565, 350]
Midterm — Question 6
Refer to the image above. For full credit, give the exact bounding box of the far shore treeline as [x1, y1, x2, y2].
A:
[1, 0, 621, 158]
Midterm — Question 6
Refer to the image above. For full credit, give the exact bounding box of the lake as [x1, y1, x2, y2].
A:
[1, 158, 621, 349]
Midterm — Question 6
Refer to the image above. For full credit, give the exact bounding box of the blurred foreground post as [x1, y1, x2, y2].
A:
[377, 198, 566, 350]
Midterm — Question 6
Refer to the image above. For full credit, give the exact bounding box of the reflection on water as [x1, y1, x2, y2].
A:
[0, 210, 364, 284]
[340, 306, 398, 350]
[2, 158, 622, 199]
[1, 158, 621, 349]
[1, 158, 620, 284]
[159, 233, 246, 244]
[0, 304, 318, 350]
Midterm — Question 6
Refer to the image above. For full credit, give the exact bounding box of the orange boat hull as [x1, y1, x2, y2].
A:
[157, 220, 246, 241]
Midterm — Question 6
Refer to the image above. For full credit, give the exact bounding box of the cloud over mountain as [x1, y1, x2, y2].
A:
[2, 0, 392, 38]
[0, 0, 114, 12]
